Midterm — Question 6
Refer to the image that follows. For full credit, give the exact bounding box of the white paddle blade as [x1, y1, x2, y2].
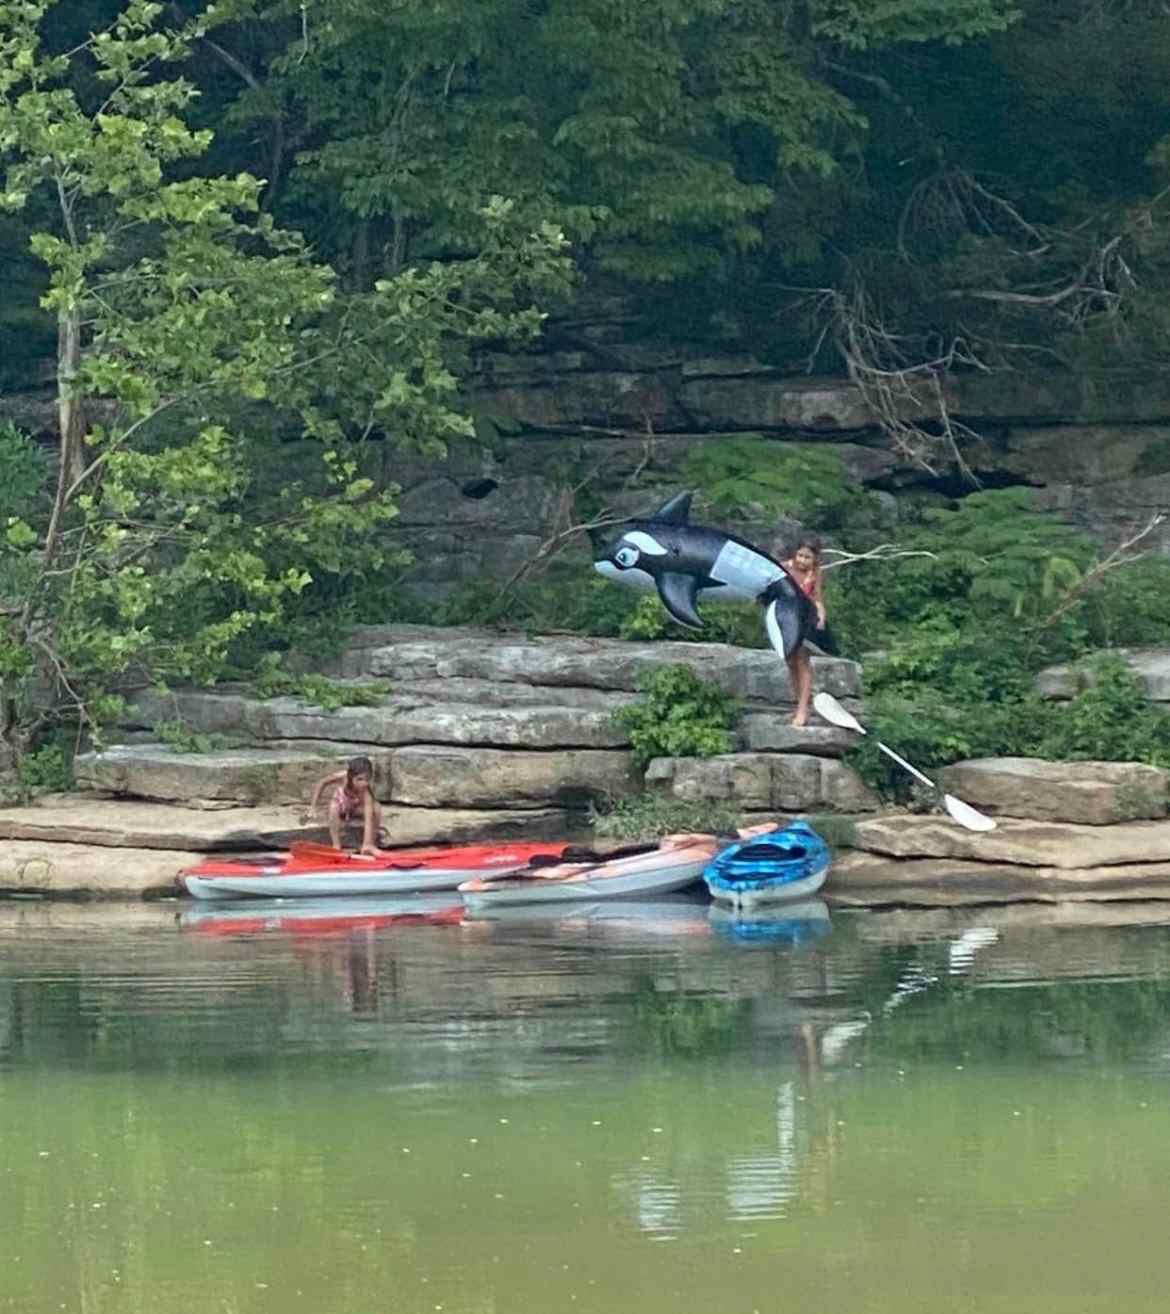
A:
[812, 692, 865, 735]
[943, 794, 998, 832]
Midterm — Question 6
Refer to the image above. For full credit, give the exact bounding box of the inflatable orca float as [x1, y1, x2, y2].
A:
[593, 492, 815, 657]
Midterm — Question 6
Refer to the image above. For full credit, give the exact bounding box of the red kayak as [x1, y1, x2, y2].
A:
[182, 840, 573, 901]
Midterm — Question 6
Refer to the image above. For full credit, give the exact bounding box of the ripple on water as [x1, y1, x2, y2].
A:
[3, 899, 1170, 1313]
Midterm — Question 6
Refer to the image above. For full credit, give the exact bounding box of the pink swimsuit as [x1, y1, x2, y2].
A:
[331, 783, 362, 820]
[787, 566, 819, 603]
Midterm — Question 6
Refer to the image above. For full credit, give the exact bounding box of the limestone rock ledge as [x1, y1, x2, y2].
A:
[852, 813, 1170, 870]
[77, 627, 866, 821]
[647, 753, 879, 814]
[74, 743, 639, 811]
[0, 795, 592, 853]
[321, 625, 861, 703]
[0, 840, 202, 899]
[1036, 646, 1170, 702]
[827, 850, 1170, 907]
[0, 795, 307, 849]
[937, 757, 1169, 825]
[35, 631, 1170, 907]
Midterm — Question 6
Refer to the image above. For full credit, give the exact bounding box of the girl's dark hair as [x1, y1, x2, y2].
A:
[346, 755, 373, 780]
[774, 536, 821, 560]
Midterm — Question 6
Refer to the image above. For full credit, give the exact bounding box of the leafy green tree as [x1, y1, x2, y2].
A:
[0, 0, 570, 757]
[223, 0, 1018, 284]
[682, 437, 871, 531]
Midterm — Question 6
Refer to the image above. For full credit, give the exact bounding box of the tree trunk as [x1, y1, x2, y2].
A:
[56, 307, 86, 488]
[352, 220, 371, 291]
[34, 303, 85, 593]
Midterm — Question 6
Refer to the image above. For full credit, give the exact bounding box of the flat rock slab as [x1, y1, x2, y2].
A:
[124, 689, 631, 750]
[1037, 647, 1170, 701]
[938, 757, 1169, 824]
[75, 745, 366, 807]
[329, 628, 860, 703]
[0, 795, 306, 850]
[383, 806, 590, 845]
[349, 676, 631, 711]
[75, 741, 635, 810]
[0, 841, 198, 898]
[853, 813, 1170, 869]
[826, 850, 1170, 906]
[646, 753, 879, 813]
[391, 746, 636, 809]
[738, 715, 854, 756]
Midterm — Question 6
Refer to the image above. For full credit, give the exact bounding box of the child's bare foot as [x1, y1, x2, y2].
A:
[790, 712, 809, 728]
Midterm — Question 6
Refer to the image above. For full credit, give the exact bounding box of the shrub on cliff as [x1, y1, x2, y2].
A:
[614, 665, 739, 770]
[1034, 656, 1170, 770]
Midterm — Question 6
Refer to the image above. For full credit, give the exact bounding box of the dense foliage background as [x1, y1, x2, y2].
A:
[5, 0, 1170, 787]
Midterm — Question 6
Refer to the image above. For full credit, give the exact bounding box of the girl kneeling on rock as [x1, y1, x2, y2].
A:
[305, 756, 386, 854]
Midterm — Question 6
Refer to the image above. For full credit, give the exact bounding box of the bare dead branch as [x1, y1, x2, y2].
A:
[783, 281, 986, 477]
[898, 169, 1046, 264]
[1039, 512, 1167, 629]
[481, 502, 627, 621]
[820, 544, 942, 571]
[624, 412, 659, 488]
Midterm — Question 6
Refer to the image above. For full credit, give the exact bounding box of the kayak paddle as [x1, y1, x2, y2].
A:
[812, 692, 997, 833]
[289, 840, 379, 863]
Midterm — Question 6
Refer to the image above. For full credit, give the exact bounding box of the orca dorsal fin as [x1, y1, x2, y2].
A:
[648, 491, 693, 525]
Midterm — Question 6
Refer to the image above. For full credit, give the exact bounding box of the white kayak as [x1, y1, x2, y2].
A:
[458, 836, 719, 910]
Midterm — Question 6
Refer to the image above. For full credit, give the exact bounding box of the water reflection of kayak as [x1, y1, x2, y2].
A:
[464, 896, 712, 935]
[178, 893, 464, 937]
[708, 899, 832, 946]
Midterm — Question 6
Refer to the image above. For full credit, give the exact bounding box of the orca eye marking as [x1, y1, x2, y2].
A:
[614, 546, 640, 569]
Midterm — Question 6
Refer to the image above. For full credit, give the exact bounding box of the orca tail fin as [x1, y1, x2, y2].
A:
[764, 598, 788, 658]
[764, 593, 808, 659]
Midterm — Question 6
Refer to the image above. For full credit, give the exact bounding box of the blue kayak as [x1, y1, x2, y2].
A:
[703, 821, 831, 911]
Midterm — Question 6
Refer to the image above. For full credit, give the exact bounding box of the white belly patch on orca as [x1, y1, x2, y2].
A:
[593, 560, 658, 591]
[710, 540, 785, 599]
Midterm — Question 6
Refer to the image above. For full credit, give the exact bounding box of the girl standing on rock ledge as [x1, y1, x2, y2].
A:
[776, 538, 837, 728]
[304, 756, 386, 855]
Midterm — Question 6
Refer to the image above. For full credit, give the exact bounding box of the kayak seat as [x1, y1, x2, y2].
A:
[727, 843, 806, 863]
[526, 842, 657, 869]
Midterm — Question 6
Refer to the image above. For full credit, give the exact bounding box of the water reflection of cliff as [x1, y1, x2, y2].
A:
[3, 898, 1170, 1078]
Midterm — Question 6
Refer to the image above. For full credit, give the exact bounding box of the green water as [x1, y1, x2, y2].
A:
[4, 897, 1170, 1314]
